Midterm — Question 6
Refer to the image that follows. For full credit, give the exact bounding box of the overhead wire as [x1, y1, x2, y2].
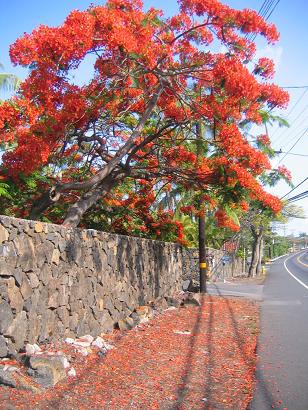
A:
[248, 2, 307, 205]
[266, 0, 281, 20]
[273, 125, 307, 155]
[271, 88, 308, 143]
[273, 120, 308, 150]
[286, 88, 308, 118]
[280, 86, 308, 89]
[280, 176, 308, 199]
[272, 104, 308, 146]
[287, 190, 308, 203]
[275, 152, 308, 157]
[248, 0, 280, 42]
[248, 1, 308, 157]
[258, 0, 273, 16]
[276, 128, 307, 165]
[260, 0, 276, 19]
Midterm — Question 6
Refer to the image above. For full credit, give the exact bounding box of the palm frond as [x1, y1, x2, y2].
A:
[0, 73, 21, 92]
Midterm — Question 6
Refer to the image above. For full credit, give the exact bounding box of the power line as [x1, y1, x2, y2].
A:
[261, 0, 276, 18]
[288, 191, 308, 202]
[273, 121, 307, 154]
[280, 86, 308, 89]
[270, 89, 308, 142]
[275, 151, 308, 157]
[286, 88, 308, 118]
[289, 195, 308, 203]
[291, 196, 308, 203]
[272, 105, 308, 146]
[266, 0, 280, 20]
[287, 190, 308, 203]
[276, 128, 307, 164]
[281, 176, 308, 199]
[247, 0, 279, 42]
[258, 0, 273, 16]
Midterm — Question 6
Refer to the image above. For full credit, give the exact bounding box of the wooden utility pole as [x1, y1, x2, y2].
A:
[196, 122, 207, 293]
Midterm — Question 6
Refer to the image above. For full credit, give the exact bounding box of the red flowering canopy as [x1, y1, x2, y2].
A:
[0, 0, 289, 239]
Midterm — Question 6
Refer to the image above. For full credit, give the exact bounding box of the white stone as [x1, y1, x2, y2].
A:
[102, 341, 114, 351]
[0, 225, 9, 243]
[51, 248, 60, 264]
[5, 366, 20, 373]
[79, 335, 94, 344]
[25, 344, 36, 356]
[174, 330, 191, 335]
[65, 338, 75, 344]
[78, 348, 89, 356]
[73, 341, 91, 348]
[59, 356, 70, 369]
[91, 337, 104, 349]
[33, 344, 41, 353]
[68, 367, 76, 377]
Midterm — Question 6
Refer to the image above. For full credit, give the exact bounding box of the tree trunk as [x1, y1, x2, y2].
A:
[63, 171, 127, 227]
[29, 188, 61, 220]
[249, 226, 263, 277]
[256, 235, 264, 276]
[28, 85, 163, 220]
[198, 214, 207, 293]
[196, 121, 207, 293]
[56, 85, 163, 193]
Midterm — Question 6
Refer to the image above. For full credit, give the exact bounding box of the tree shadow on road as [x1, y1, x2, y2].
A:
[171, 296, 214, 409]
[211, 283, 276, 410]
[171, 286, 275, 410]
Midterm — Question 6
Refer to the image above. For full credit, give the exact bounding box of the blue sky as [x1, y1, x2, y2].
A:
[1, 0, 307, 235]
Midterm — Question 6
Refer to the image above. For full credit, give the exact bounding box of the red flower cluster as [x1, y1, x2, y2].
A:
[254, 57, 275, 79]
[163, 146, 197, 166]
[215, 209, 240, 232]
[219, 124, 271, 175]
[257, 134, 271, 146]
[179, 0, 279, 43]
[240, 201, 249, 212]
[0, 0, 288, 235]
[277, 165, 292, 182]
[228, 163, 282, 213]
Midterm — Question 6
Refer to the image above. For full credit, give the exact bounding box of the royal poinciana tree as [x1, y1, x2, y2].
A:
[0, 0, 290, 243]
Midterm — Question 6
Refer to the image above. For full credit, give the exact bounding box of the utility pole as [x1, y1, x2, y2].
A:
[196, 122, 207, 293]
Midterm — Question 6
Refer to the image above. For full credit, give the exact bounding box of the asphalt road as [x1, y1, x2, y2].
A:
[250, 251, 308, 410]
[206, 281, 264, 301]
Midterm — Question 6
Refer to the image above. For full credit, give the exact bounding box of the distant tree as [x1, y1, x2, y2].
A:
[241, 202, 305, 276]
[0, 63, 20, 94]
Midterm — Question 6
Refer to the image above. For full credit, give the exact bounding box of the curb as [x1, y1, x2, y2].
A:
[267, 253, 290, 263]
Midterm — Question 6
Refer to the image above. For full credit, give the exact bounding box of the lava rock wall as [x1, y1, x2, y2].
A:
[0, 216, 183, 356]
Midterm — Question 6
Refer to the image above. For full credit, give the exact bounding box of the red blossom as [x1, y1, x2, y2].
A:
[0, 0, 288, 231]
[254, 57, 275, 79]
[277, 165, 292, 182]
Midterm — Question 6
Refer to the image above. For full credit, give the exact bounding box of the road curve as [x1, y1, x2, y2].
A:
[250, 251, 308, 410]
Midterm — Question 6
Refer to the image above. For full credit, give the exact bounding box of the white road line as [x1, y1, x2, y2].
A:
[284, 252, 308, 291]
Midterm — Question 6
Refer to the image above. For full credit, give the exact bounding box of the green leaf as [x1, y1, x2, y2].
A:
[225, 208, 240, 226]
[0, 182, 12, 199]
[128, 52, 142, 60]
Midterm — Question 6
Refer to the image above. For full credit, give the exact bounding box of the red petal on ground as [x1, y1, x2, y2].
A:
[0, 295, 259, 410]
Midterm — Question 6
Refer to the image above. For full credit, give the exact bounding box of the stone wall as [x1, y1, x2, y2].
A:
[0, 216, 183, 357]
[182, 247, 245, 282]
